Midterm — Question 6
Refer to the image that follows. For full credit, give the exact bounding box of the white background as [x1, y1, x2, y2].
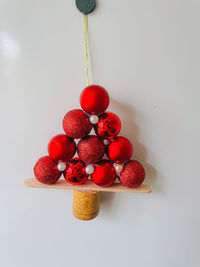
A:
[0, 0, 200, 266]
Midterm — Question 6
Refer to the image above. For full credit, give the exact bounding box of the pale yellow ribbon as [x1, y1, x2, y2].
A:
[83, 14, 89, 86]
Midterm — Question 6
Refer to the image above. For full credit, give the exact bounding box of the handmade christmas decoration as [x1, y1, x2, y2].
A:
[64, 157, 88, 185]
[57, 162, 67, 172]
[91, 160, 116, 187]
[119, 160, 145, 188]
[94, 112, 121, 139]
[63, 109, 92, 139]
[77, 135, 105, 163]
[107, 136, 133, 163]
[80, 85, 109, 115]
[113, 163, 124, 174]
[48, 134, 76, 162]
[85, 164, 94, 174]
[25, 0, 152, 221]
[34, 156, 61, 184]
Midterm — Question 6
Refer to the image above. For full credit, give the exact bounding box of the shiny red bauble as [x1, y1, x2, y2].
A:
[48, 134, 76, 162]
[62, 109, 92, 139]
[80, 85, 109, 115]
[91, 160, 116, 187]
[64, 157, 88, 185]
[77, 135, 105, 163]
[107, 136, 133, 163]
[34, 156, 61, 184]
[119, 160, 145, 188]
[94, 112, 121, 139]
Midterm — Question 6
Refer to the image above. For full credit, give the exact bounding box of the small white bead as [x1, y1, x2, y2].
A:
[57, 162, 66, 172]
[103, 139, 110, 145]
[114, 163, 123, 173]
[89, 115, 99, 124]
[85, 164, 94, 174]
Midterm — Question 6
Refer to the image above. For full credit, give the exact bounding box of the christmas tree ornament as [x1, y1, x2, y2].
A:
[85, 164, 94, 174]
[25, 2, 152, 221]
[80, 85, 110, 115]
[89, 115, 99, 124]
[94, 112, 121, 139]
[63, 109, 92, 139]
[91, 160, 116, 187]
[103, 139, 110, 145]
[57, 162, 67, 172]
[119, 160, 145, 188]
[107, 136, 133, 163]
[34, 156, 61, 184]
[64, 157, 88, 185]
[113, 163, 123, 173]
[77, 135, 105, 163]
[48, 134, 76, 162]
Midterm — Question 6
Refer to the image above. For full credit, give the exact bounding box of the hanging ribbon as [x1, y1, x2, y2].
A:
[83, 14, 89, 86]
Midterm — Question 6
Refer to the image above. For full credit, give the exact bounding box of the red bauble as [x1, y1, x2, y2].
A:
[107, 136, 133, 163]
[64, 157, 88, 185]
[34, 156, 61, 184]
[119, 160, 145, 188]
[62, 109, 92, 139]
[94, 112, 121, 139]
[80, 85, 109, 115]
[48, 134, 76, 162]
[77, 135, 105, 163]
[91, 160, 116, 187]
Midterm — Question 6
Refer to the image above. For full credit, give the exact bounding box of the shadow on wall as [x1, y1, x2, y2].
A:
[101, 98, 158, 216]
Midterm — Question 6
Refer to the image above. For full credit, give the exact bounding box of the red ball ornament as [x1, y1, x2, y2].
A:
[62, 109, 92, 139]
[77, 135, 105, 164]
[91, 160, 116, 187]
[64, 157, 88, 185]
[34, 156, 61, 184]
[80, 85, 109, 115]
[107, 136, 133, 163]
[48, 134, 76, 162]
[94, 112, 121, 139]
[119, 160, 145, 188]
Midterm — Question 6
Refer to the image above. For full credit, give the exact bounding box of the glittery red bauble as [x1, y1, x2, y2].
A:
[80, 85, 109, 115]
[91, 160, 116, 187]
[64, 157, 88, 185]
[119, 160, 145, 188]
[48, 134, 76, 162]
[107, 136, 133, 163]
[62, 109, 92, 139]
[77, 135, 105, 164]
[34, 156, 61, 184]
[94, 112, 121, 139]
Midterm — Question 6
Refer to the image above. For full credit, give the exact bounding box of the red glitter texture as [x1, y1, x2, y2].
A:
[62, 109, 92, 139]
[80, 85, 109, 115]
[48, 134, 76, 162]
[94, 112, 121, 139]
[77, 135, 105, 164]
[107, 136, 133, 163]
[91, 160, 116, 187]
[64, 157, 88, 185]
[34, 156, 61, 184]
[119, 160, 145, 188]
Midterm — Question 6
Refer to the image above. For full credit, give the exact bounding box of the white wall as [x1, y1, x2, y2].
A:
[0, 0, 200, 266]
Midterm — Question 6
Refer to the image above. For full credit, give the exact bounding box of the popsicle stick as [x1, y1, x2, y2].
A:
[24, 178, 152, 193]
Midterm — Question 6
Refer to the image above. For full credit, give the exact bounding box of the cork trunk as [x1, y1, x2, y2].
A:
[73, 190, 100, 220]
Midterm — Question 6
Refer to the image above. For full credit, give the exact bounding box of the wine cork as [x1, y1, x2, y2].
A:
[73, 190, 100, 220]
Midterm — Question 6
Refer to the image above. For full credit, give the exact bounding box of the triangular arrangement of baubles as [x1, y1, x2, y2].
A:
[34, 85, 146, 188]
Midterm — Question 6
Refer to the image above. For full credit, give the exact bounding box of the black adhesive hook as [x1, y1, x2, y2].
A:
[76, 0, 96, 14]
